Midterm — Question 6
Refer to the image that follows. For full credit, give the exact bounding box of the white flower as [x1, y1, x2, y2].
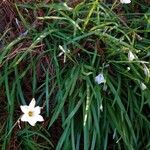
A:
[100, 104, 103, 111]
[95, 73, 106, 84]
[120, 0, 131, 4]
[127, 67, 130, 71]
[140, 82, 147, 90]
[143, 64, 150, 78]
[20, 98, 44, 126]
[128, 51, 135, 61]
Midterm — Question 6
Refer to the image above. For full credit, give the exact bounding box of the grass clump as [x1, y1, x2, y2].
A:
[0, 0, 150, 149]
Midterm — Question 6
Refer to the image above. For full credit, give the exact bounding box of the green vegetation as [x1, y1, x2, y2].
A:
[0, 0, 150, 149]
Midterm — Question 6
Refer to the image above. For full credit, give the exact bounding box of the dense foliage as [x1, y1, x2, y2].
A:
[0, 0, 150, 149]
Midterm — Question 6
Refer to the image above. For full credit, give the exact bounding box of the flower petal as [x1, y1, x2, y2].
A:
[95, 73, 106, 84]
[120, 0, 131, 4]
[35, 115, 44, 122]
[34, 106, 42, 115]
[128, 51, 135, 61]
[20, 105, 28, 114]
[140, 82, 147, 90]
[29, 98, 36, 109]
[21, 114, 29, 122]
[28, 118, 37, 126]
[143, 64, 150, 78]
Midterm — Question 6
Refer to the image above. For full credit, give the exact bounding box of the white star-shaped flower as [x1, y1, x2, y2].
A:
[95, 73, 106, 85]
[120, 0, 131, 4]
[20, 98, 44, 126]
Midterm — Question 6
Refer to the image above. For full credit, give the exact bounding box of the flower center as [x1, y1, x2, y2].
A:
[28, 111, 34, 117]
